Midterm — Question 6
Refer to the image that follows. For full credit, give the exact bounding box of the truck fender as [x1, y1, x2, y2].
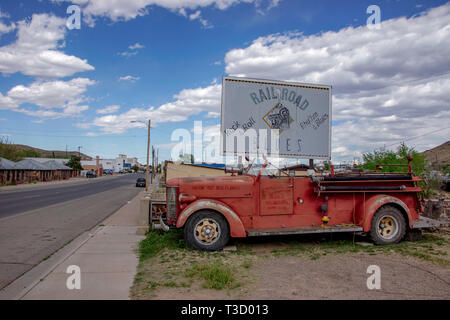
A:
[362, 194, 413, 232]
[176, 199, 247, 238]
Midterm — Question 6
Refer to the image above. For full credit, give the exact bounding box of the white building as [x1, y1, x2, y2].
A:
[79, 154, 140, 174]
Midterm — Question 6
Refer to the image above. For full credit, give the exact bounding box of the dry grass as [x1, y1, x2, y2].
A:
[130, 229, 450, 299]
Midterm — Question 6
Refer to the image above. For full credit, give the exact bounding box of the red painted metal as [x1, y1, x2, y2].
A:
[165, 172, 422, 237]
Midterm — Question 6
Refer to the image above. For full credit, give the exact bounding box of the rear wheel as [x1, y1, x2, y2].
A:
[184, 210, 229, 251]
[370, 205, 406, 245]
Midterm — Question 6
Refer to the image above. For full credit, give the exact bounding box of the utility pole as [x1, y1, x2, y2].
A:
[78, 146, 82, 158]
[146, 119, 151, 192]
[131, 119, 151, 192]
[151, 146, 155, 184]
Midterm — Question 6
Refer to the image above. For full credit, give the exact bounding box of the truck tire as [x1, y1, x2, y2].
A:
[370, 205, 406, 245]
[184, 210, 230, 251]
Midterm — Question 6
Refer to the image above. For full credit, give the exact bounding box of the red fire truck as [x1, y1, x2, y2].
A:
[157, 160, 441, 251]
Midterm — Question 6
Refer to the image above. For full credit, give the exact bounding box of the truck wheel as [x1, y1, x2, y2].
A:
[184, 210, 229, 251]
[370, 205, 406, 245]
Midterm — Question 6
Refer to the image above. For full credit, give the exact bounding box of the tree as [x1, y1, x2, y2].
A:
[0, 137, 21, 161]
[179, 153, 194, 163]
[360, 142, 427, 176]
[18, 149, 41, 158]
[359, 142, 432, 197]
[66, 155, 83, 171]
[131, 164, 139, 172]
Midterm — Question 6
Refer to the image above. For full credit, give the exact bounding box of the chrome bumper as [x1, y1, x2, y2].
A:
[151, 215, 170, 232]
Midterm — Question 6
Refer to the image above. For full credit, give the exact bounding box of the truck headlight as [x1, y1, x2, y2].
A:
[179, 193, 197, 203]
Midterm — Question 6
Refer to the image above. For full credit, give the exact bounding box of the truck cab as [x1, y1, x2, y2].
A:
[161, 161, 439, 251]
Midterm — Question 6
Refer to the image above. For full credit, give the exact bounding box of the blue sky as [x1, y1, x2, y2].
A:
[0, 0, 449, 164]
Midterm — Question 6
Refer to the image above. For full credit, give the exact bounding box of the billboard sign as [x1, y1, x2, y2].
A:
[221, 76, 331, 159]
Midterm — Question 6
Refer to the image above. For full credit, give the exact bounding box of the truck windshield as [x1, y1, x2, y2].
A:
[246, 162, 288, 177]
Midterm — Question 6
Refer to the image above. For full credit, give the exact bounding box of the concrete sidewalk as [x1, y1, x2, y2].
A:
[19, 190, 147, 300]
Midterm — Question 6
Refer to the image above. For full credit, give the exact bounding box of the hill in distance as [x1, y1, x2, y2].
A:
[12, 144, 92, 161]
[421, 140, 450, 169]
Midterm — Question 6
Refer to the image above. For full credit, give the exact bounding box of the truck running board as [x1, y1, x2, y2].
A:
[412, 216, 445, 229]
[247, 225, 363, 237]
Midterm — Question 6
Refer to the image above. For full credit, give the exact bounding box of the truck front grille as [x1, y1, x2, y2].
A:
[166, 186, 178, 221]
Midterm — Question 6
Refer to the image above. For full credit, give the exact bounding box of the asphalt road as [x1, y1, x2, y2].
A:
[0, 174, 143, 219]
[0, 173, 144, 290]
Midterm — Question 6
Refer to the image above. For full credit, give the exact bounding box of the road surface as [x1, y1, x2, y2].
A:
[0, 173, 144, 290]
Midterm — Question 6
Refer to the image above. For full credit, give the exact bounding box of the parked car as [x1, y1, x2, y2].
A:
[86, 171, 97, 178]
[443, 174, 450, 191]
[136, 178, 146, 187]
[103, 169, 113, 175]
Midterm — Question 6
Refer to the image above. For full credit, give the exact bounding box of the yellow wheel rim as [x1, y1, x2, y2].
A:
[378, 216, 398, 239]
[194, 219, 220, 245]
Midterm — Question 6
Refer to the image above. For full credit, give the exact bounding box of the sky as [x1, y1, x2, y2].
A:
[0, 0, 449, 164]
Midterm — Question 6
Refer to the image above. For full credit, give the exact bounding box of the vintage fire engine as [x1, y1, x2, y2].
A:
[156, 160, 441, 251]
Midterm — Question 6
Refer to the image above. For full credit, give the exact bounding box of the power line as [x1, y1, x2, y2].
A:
[0, 132, 147, 138]
[383, 126, 450, 148]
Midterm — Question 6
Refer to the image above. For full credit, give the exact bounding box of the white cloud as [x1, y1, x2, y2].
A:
[129, 42, 145, 50]
[0, 78, 95, 119]
[92, 83, 221, 133]
[118, 43, 145, 57]
[206, 111, 220, 118]
[0, 13, 94, 78]
[224, 4, 450, 159]
[118, 50, 138, 57]
[225, 5, 450, 94]
[96, 105, 120, 114]
[74, 122, 91, 129]
[189, 10, 212, 28]
[118, 75, 140, 82]
[52, 0, 255, 23]
[0, 21, 15, 35]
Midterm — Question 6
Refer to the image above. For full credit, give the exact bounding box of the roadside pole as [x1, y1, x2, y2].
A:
[146, 119, 151, 193]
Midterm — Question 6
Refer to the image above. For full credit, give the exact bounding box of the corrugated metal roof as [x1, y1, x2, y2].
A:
[0, 157, 16, 170]
[25, 157, 68, 165]
[43, 160, 72, 170]
[14, 159, 51, 170]
[1, 158, 73, 170]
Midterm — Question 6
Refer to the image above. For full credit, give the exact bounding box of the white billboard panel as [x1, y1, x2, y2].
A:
[221, 76, 332, 159]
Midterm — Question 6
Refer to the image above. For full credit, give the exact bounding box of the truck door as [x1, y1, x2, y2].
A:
[259, 176, 294, 215]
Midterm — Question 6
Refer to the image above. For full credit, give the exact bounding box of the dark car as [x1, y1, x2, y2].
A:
[86, 171, 97, 178]
[443, 174, 450, 191]
[136, 178, 146, 187]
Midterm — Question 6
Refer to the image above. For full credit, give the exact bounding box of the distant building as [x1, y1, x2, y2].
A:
[164, 161, 230, 181]
[80, 154, 140, 174]
[81, 156, 103, 176]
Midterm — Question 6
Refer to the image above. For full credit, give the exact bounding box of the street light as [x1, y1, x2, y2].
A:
[131, 119, 151, 193]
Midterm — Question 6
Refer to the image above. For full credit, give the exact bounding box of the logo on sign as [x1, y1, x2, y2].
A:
[262, 102, 294, 134]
